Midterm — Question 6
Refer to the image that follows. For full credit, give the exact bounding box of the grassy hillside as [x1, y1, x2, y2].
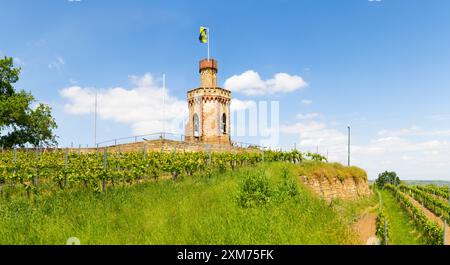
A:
[295, 161, 368, 182]
[0, 162, 365, 245]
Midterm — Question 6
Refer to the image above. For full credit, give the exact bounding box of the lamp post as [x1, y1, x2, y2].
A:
[94, 92, 97, 147]
[347, 125, 351, 167]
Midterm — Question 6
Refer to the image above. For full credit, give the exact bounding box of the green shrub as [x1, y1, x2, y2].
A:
[237, 171, 272, 208]
[275, 167, 299, 200]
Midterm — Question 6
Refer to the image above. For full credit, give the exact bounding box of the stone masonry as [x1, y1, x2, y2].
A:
[185, 59, 231, 145]
[300, 175, 372, 202]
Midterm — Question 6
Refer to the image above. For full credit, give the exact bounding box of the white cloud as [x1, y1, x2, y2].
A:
[230, 98, 256, 112]
[430, 114, 450, 121]
[60, 73, 188, 135]
[281, 117, 450, 180]
[351, 135, 450, 180]
[378, 125, 450, 137]
[48, 56, 65, 70]
[296, 113, 320, 120]
[301, 99, 312, 105]
[224, 70, 307, 96]
[281, 120, 347, 162]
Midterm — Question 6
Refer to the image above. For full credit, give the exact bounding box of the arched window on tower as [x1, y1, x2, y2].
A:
[221, 113, 226, 134]
[193, 113, 199, 137]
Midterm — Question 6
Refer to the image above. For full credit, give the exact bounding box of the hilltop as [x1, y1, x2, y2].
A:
[0, 162, 374, 244]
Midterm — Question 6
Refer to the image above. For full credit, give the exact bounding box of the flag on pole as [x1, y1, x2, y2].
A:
[199, 27, 208, 43]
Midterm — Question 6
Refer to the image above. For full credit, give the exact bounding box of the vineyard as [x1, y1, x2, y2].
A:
[1, 146, 450, 245]
[0, 155, 363, 245]
[377, 183, 450, 245]
[0, 147, 321, 198]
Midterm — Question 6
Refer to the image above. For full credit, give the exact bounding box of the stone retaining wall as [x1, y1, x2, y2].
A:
[300, 174, 371, 202]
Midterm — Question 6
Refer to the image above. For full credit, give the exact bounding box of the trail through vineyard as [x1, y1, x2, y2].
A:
[353, 212, 377, 245]
[406, 194, 450, 245]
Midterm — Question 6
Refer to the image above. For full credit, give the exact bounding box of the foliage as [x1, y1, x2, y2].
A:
[305, 152, 327, 162]
[296, 161, 367, 182]
[275, 167, 299, 200]
[0, 56, 20, 96]
[0, 56, 57, 148]
[0, 148, 320, 196]
[378, 189, 424, 245]
[399, 184, 450, 223]
[375, 209, 390, 245]
[385, 184, 444, 245]
[237, 170, 272, 208]
[0, 162, 358, 244]
[375, 171, 400, 189]
[415, 184, 450, 201]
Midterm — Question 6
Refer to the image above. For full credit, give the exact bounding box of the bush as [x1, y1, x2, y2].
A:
[237, 171, 272, 208]
[276, 167, 299, 200]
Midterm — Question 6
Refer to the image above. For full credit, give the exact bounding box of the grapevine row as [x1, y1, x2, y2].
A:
[0, 148, 325, 195]
[415, 184, 450, 201]
[399, 184, 450, 223]
[384, 184, 444, 245]
[375, 208, 390, 245]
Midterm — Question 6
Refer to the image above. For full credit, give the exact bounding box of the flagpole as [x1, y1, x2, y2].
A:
[94, 92, 97, 146]
[162, 73, 166, 135]
[207, 27, 210, 61]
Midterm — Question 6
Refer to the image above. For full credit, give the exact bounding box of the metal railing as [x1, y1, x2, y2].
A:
[95, 132, 267, 150]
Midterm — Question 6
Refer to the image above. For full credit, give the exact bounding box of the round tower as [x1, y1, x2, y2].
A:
[185, 59, 231, 145]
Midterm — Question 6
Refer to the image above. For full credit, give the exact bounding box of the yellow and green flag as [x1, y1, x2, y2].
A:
[199, 27, 208, 44]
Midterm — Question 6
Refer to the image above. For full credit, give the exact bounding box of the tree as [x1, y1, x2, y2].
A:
[0, 56, 57, 148]
[375, 171, 400, 189]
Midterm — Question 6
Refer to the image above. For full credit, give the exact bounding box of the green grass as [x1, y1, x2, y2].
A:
[295, 161, 368, 182]
[332, 194, 378, 224]
[0, 162, 360, 245]
[380, 189, 424, 245]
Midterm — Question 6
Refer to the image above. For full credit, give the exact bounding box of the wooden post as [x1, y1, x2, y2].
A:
[34, 147, 39, 186]
[64, 147, 68, 188]
[208, 144, 212, 164]
[103, 147, 107, 192]
[143, 143, 146, 159]
[444, 220, 446, 245]
[118, 145, 121, 171]
[13, 146, 16, 174]
[384, 219, 388, 245]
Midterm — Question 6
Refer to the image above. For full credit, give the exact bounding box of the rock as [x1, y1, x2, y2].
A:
[300, 174, 371, 202]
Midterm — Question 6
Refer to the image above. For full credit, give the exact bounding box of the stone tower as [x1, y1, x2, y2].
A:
[185, 58, 231, 145]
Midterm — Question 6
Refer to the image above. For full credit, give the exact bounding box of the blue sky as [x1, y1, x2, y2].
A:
[1, 0, 450, 180]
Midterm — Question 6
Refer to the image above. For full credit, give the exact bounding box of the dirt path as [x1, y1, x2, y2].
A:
[406, 193, 450, 245]
[353, 211, 377, 245]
